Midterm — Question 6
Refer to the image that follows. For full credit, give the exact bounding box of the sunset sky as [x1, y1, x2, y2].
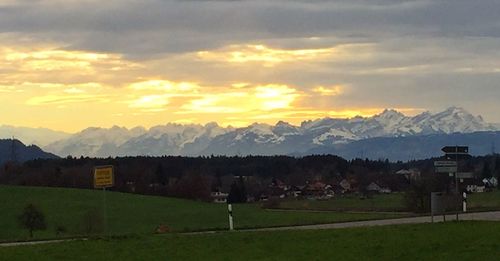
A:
[1, 0, 500, 132]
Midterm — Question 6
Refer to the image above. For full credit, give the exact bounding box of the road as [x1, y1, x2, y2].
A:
[245, 211, 500, 232]
[0, 238, 87, 247]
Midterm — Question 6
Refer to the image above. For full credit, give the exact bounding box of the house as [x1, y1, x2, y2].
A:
[269, 178, 287, 198]
[339, 179, 352, 193]
[491, 177, 498, 187]
[483, 177, 498, 188]
[285, 185, 303, 198]
[323, 184, 335, 199]
[211, 191, 228, 203]
[330, 184, 344, 195]
[366, 182, 392, 194]
[396, 168, 421, 180]
[304, 181, 326, 197]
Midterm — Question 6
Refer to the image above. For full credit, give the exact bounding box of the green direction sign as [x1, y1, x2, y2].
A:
[434, 161, 457, 167]
[434, 161, 458, 173]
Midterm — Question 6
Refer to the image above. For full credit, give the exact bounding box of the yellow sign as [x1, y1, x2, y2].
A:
[94, 165, 114, 188]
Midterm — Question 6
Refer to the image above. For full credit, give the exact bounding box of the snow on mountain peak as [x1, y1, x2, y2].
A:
[377, 109, 406, 119]
[40, 107, 496, 157]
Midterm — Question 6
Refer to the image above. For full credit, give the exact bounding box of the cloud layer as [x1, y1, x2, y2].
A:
[1, 0, 500, 131]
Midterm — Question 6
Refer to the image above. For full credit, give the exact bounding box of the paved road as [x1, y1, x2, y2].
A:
[0, 238, 87, 247]
[245, 211, 500, 232]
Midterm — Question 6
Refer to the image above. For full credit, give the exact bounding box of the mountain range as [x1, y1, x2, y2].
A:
[2, 107, 498, 161]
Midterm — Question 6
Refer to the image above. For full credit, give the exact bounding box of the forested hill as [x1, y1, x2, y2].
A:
[0, 139, 59, 164]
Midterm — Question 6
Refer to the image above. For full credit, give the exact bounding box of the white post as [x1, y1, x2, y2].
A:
[228, 204, 234, 231]
[463, 192, 467, 212]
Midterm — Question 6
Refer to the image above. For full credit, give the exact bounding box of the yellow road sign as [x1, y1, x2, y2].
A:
[94, 165, 114, 188]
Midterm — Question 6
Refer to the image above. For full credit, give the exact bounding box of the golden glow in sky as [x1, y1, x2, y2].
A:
[197, 44, 338, 67]
[0, 42, 421, 133]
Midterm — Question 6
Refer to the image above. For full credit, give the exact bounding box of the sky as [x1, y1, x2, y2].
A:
[1, 0, 500, 133]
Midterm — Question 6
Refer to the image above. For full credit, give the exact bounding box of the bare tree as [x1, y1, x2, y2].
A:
[18, 203, 47, 238]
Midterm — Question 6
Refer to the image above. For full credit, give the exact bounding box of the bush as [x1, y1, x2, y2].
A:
[55, 224, 67, 237]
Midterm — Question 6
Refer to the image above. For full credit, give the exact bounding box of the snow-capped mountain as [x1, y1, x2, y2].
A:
[44, 125, 147, 157]
[202, 107, 495, 155]
[44, 123, 233, 157]
[37, 107, 496, 157]
[114, 122, 232, 157]
[0, 125, 70, 147]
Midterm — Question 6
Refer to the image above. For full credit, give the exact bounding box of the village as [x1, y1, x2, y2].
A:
[210, 168, 499, 204]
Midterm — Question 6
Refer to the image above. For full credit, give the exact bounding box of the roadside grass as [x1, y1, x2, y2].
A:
[1, 221, 499, 260]
[468, 190, 500, 211]
[0, 186, 401, 241]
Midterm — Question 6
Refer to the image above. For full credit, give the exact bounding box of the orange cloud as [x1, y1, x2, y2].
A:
[197, 44, 337, 67]
[312, 85, 344, 96]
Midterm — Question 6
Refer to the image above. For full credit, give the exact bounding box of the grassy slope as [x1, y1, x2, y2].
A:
[1, 221, 500, 260]
[0, 186, 401, 241]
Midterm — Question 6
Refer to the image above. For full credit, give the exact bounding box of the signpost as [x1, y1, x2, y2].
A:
[434, 146, 470, 221]
[93, 165, 114, 234]
[442, 146, 469, 154]
[94, 165, 114, 188]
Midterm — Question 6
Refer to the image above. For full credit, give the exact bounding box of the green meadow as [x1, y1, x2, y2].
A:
[0, 186, 402, 241]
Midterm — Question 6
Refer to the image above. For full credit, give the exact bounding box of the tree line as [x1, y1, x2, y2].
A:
[1, 154, 499, 205]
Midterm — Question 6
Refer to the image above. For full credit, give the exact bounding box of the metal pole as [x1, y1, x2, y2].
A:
[455, 146, 459, 221]
[431, 193, 434, 223]
[103, 187, 108, 235]
[228, 203, 234, 231]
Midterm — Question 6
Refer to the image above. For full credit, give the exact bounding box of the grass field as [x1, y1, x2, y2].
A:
[277, 193, 407, 212]
[275, 190, 500, 212]
[1, 221, 500, 260]
[0, 186, 402, 241]
[468, 190, 500, 211]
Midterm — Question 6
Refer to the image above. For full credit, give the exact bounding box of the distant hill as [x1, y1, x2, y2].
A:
[0, 125, 71, 147]
[301, 131, 500, 161]
[0, 139, 59, 164]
